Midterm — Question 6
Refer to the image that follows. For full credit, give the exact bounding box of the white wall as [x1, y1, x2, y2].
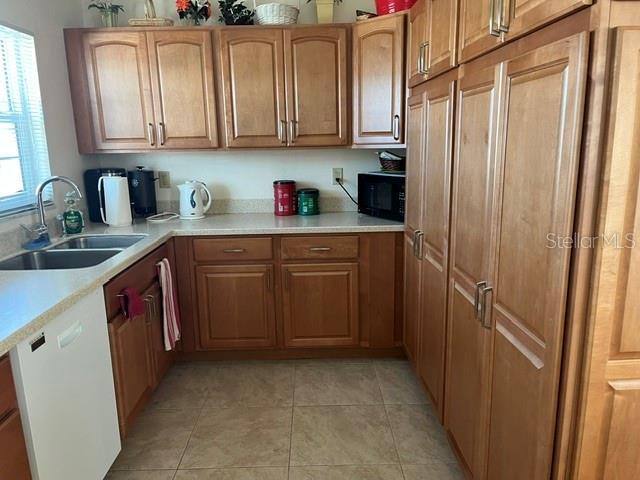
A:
[0, 0, 93, 247]
[82, 0, 377, 27]
[96, 148, 381, 207]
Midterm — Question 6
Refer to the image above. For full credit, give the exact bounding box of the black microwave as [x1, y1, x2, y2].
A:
[358, 172, 405, 222]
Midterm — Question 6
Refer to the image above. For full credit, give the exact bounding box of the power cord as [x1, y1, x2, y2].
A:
[336, 177, 358, 206]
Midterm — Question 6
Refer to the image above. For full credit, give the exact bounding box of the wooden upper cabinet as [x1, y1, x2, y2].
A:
[218, 28, 286, 148]
[405, 92, 426, 235]
[284, 27, 349, 146]
[81, 32, 155, 151]
[282, 263, 359, 348]
[486, 32, 588, 480]
[502, 0, 592, 42]
[353, 14, 406, 145]
[445, 62, 501, 480]
[458, 0, 501, 63]
[196, 264, 277, 349]
[408, 0, 429, 87]
[428, 0, 458, 78]
[416, 70, 455, 419]
[147, 30, 218, 149]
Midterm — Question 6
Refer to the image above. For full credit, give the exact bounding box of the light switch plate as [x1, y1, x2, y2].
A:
[158, 171, 171, 189]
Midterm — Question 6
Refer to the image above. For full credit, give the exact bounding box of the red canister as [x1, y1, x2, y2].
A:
[273, 180, 297, 216]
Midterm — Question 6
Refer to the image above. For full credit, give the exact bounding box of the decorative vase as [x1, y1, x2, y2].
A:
[315, 0, 334, 24]
[101, 10, 119, 27]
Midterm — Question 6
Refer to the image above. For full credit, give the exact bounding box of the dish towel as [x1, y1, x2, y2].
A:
[156, 258, 181, 351]
[119, 287, 145, 320]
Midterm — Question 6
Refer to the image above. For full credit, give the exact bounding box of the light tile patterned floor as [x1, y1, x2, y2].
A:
[107, 359, 463, 480]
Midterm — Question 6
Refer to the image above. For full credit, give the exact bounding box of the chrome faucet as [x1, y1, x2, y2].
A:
[23, 175, 83, 249]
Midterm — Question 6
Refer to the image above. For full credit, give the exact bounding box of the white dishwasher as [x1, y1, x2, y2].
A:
[10, 288, 121, 480]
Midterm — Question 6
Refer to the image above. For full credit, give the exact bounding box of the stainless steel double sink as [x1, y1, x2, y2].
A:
[0, 234, 147, 271]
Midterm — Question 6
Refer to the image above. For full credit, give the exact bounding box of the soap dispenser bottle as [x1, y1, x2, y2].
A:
[62, 191, 84, 235]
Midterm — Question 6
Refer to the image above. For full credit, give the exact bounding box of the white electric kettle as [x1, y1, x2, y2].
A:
[178, 181, 212, 220]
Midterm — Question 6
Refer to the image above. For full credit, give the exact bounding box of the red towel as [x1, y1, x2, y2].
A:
[156, 258, 181, 351]
[119, 287, 145, 319]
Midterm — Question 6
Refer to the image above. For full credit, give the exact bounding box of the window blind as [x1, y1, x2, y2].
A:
[0, 24, 51, 214]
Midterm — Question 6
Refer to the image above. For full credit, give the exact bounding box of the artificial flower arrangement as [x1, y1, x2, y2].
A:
[176, 0, 212, 25]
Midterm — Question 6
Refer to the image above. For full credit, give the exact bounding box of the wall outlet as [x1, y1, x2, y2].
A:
[332, 167, 343, 185]
[158, 171, 171, 189]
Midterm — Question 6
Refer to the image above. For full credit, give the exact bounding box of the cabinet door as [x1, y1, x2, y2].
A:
[144, 282, 173, 389]
[353, 15, 405, 145]
[458, 0, 501, 63]
[82, 32, 155, 150]
[0, 410, 31, 480]
[403, 233, 421, 364]
[282, 263, 359, 348]
[486, 33, 588, 480]
[408, 0, 429, 87]
[147, 30, 218, 149]
[284, 27, 348, 146]
[196, 264, 276, 349]
[108, 311, 154, 437]
[502, 0, 592, 42]
[405, 92, 426, 236]
[427, 0, 458, 78]
[218, 29, 287, 148]
[416, 71, 455, 418]
[444, 63, 500, 479]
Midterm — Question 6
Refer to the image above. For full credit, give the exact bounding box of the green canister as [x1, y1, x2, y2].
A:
[297, 188, 319, 216]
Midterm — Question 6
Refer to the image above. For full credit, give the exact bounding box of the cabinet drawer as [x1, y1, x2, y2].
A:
[0, 356, 17, 420]
[193, 237, 273, 262]
[281, 236, 359, 260]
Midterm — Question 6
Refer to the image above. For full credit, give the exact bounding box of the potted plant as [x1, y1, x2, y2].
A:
[176, 0, 213, 25]
[218, 0, 255, 25]
[88, 1, 125, 27]
[307, 0, 342, 24]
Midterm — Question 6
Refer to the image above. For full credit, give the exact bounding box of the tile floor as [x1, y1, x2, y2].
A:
[107, 359, 463, 480]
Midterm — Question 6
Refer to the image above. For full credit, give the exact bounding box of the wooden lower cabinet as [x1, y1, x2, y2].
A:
[282, 263, 359, 348]
[0, 410, 31, 479]
[196, 264, 276, 349]
[108, 308, 154, 437]
[0, 356, 31, 479]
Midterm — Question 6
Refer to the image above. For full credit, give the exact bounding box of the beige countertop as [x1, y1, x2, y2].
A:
[0, 212, 403, 356]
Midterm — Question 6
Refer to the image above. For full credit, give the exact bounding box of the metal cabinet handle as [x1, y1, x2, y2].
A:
[412, 231, 418, 257]
[158, 122, 166, 146]
[479, 286, 493, 329]
[498, 0, 510, 33]
[266, 271, 272, 291]
[474, 281, 487, 319]
[223, 248, 246, 253]
[279, 120, 287, 144]
[144, 295, 154, 324]
[413, 231, 424, 259]
[420, 41, 430, 75]
[393, 115, 401, 141]
[148, 123, 155, 147]
[289, 120, 298, 143]
[489, 0, 501, 36]
[309, 247, 331, 252]
[417, 43, 425, 74]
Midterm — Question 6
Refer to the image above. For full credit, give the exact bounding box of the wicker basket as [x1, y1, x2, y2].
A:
[255, 2, 300, 24]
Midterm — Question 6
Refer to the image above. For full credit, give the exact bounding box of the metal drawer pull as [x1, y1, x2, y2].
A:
[223, 248, 246, 253]
[474, 281, 487, 319]
[309, 247, 332, 252]
[479, 285, 493, 329]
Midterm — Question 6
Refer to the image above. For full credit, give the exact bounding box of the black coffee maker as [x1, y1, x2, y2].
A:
[128, 166, 157, 217]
